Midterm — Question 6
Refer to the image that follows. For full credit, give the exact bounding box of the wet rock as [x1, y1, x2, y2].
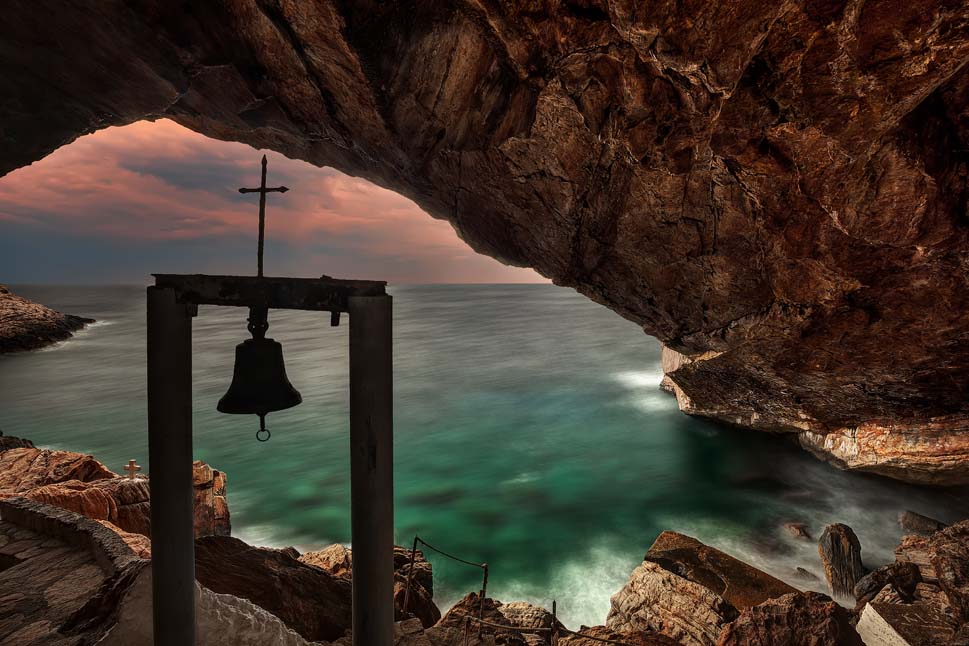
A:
[794, 567, 821, 583]
[853, 561, 921, 607]
[6, 3, 969, 484]
[0, 285, 94, 353]
[899, 510, 948, 535]
[783, 523, 812, 541]
[299, 543, 441, 628]
[717, 591, 863, 646]
[818, 524, 864, 600]
[194, 534, 353, 642]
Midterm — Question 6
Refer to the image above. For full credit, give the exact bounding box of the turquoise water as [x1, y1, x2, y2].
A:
[1, 284, 967, 627]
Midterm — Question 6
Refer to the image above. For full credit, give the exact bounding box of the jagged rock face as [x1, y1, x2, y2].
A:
[194, 535, 354, 642]
[716, 592, 863, 646]
[2, 2, 969, 481]
[299, 543, 441, 629]
[0, 286, 93, 353]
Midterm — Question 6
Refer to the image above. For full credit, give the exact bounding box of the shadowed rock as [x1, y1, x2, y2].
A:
[194, 535, 353, 642]
[899, 510, 948, 535]
[818, 524, 864, 600]
[717, 592, 863, 646]
[4, 2, 969, 483]
[299, 543, 441, 629]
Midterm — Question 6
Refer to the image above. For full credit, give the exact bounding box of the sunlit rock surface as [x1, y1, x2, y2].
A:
[2, 2, 969, 482]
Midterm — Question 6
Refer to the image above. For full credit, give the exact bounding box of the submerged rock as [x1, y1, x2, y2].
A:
[818, 524, 864, 600]
[717, 592, 863, 646]
[0, 285, 94, 353]
[782, 522, 812, 541]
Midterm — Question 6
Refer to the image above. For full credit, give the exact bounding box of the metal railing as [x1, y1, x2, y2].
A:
[403, 535, 644, 646]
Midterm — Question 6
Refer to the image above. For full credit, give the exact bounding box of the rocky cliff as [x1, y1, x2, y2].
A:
[0, 286, 93, 353]
[2, 1, 968, 482]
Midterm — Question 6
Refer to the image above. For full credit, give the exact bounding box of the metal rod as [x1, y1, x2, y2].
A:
[349, 295, 394, 646]
[402, 535, 420, 617]
[257, 155, 267, 277]
[479, 563, 489, 635]
[147, 286, 196, 646]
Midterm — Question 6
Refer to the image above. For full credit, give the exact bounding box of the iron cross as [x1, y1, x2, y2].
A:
[239, 155, 289, 277]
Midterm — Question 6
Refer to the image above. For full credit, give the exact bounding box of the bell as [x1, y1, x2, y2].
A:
[217, 306, 301, 440]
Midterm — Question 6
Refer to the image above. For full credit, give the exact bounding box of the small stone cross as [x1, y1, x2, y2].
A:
[124, 459, 142, 480]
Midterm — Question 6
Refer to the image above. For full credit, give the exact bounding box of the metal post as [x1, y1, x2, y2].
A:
[402, 535, 419, 616]
[147, 286, 196, 646]
[349, 295, 394, 646]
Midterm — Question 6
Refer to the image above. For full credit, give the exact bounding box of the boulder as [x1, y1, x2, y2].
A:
[607, 532, 799, 646]
[644, 531, 797, 610]
[818, 524, 864, 600]
[194, 535, 353, 642]
[857, 600, 960, 646]
[717, 592, 863, 646]
[899, 511, 948, 535]
[853, 561, 922, 607]
[607, 560, 738, 646]
[300, 543, 441, 628]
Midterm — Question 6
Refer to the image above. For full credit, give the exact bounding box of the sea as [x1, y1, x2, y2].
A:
[2, 283, 967, 628]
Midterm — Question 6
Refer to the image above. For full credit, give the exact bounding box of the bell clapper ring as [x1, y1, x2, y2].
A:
[256, 414, 271, 442]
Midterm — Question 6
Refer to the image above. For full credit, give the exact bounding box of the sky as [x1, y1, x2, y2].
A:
[0, 119, 541, 284]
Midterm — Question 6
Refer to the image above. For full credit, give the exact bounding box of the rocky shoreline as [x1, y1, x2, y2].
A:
[0, 437, 965, 645]
[0, 285, 94, 353]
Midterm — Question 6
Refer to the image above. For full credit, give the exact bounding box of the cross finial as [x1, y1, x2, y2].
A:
[124, 459, 142, 480]
[239, 155, 289, 277]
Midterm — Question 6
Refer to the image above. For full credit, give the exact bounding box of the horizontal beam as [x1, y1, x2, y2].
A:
[153, 274, 386, 312]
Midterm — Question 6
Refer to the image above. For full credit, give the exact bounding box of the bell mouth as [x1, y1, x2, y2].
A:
[216, 335, 303, 416]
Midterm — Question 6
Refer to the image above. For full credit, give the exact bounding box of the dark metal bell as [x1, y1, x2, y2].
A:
[217, 337, 302, 416]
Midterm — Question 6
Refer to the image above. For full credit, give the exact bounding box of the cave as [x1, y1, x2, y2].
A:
[2, 1, 968, 484]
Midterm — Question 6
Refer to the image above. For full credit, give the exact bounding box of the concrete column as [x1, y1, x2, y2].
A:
[348, 295, 394, 646]
[147, 286, 196, 646]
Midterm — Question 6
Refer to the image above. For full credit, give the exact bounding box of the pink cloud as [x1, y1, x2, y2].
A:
[0, 119, 542, 283]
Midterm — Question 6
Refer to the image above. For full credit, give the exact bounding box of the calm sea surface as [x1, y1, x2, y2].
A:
[2, 284, 967, 627]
